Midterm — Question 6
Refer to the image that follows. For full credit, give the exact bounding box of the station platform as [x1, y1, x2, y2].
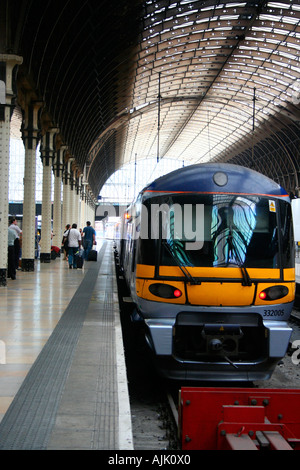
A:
[0, 240, 133, 450]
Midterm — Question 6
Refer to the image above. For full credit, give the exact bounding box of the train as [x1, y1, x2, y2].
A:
[117, 163, 295, 381]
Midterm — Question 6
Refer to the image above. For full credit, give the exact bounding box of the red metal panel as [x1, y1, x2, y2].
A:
[179, 387, 300, 450]
[222, 405, 265, 423]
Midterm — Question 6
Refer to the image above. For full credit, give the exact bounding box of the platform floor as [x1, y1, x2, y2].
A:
[0, 240, 133, 450]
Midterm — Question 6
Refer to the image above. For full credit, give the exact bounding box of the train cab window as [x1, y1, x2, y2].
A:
[138, 194, 292, 271]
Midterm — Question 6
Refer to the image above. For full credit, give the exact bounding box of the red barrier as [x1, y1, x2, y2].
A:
[179, 387, 300, 450]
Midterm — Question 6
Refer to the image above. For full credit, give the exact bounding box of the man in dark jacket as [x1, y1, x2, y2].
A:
[82, 221, 96, 260]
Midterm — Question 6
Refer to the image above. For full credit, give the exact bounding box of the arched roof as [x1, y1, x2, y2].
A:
[2, 0, 300, 197]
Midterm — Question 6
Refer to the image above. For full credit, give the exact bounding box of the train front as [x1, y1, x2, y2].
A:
[131, 164, 295, 381]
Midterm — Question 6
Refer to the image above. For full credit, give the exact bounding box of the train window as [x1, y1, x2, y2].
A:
[137, 194, 292, 270]
[278, 200, 294, 268]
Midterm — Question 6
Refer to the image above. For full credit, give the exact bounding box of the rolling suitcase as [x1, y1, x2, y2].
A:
[76, 255, 84, 268]
[88, 249, 97, 261]
[75, 249, 84, 268]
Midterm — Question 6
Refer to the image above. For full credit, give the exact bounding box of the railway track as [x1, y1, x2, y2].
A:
[115, 257, 178, 449]
[120, 315, 179, 450]
[115, 251, 300, 449]
[126, 311, 300, 450]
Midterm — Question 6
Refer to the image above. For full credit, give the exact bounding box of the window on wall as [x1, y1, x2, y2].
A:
[9, 139, 44, 203]
[9, 138, 25, 202]
[99, 158, 188, 205]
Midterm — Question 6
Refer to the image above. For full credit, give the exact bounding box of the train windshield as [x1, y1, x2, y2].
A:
[138, 193, 293, 269]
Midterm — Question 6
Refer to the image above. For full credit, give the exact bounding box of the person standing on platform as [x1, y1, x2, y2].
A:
[65, 223, 81, 269]
[9, 217, 22, 270]
[62, 224, 70, 261]
[82, 221, 96, 260]
[8, 226, 17, 279]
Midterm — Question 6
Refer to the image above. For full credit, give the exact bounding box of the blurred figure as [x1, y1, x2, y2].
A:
[62, 224, 70, 261]
[9, 217, 22, 270]
[8, 226, 17, 279]
[82, 221, 96, 260]
[65, 223, 81, 269]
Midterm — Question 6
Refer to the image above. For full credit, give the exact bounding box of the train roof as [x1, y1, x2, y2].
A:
[142, 163, 289, 199]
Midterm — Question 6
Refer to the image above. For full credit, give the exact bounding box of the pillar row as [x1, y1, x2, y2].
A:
[75, 175, 81, 229]
[68, 159, 75, 227]
[0, 54, 23, 285]
[40, 129, 57, 263]
[62, 182, 70, 230]
[21, 102, 42, 271]
[52, 145, 65, 246]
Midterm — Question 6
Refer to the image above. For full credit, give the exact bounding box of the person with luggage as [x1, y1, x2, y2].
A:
[64, 223, 81, 269]
[82, 221, 96, 260]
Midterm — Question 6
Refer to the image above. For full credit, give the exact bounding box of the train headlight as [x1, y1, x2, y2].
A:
[149, 283, 182, 299]
[258, 285, 289, 301]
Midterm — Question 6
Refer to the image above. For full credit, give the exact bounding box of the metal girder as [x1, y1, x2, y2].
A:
[2, 0, 300, 196]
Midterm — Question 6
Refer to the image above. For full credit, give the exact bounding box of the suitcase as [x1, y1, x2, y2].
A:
[76, 255, 84, 268]
[88, 249, 97, 261]
[51, 246, 61, 259]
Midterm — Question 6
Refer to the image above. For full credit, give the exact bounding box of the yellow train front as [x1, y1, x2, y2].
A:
[120, 163, 295, 381]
